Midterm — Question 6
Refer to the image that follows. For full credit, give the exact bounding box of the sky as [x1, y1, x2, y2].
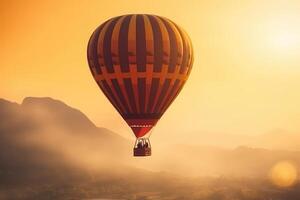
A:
[1, 0, 300, 141]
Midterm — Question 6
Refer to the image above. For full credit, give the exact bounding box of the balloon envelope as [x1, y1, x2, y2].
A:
[87, 14, 193, 138]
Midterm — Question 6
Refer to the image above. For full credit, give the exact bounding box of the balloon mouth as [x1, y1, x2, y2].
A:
[131, 126, 153, 138]
[125, 119, 158, 138]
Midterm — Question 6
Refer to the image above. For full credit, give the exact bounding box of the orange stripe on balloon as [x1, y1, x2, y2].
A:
[163, 18, 184, 66]
[110, 16, 133, 113]
[149, 16, 170, 113]
[150, 64, 168, 113]
[128, 15, 140, 113]
[158, 18, 184, 112]
[114, 65, 133, 113]
[128, 15, 137, 64]
[131, 65, 140, 113]
[143, 15, 154, 112]
[111, 16, 126, 64]
[143, 15, 154, 59]
[186, 33, 194, 75]
[95, 19, 128, 114]
[181, 29, 193, 75]
[153, 16, 170, 66]
[93, 70, 188, 82]
[154, 19, 185, 113]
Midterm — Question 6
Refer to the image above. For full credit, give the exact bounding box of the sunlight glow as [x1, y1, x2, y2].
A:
[266, 16, 300, 54]
[269, 161, 298, 188]
[271, 31, 298, 49]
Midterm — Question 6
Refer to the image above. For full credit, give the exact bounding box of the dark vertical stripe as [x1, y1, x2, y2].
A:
[154, 79, 171, 113]
[100, 80, 125, 114]
[148, 15, 163, 72]
[138, 78, 146, 113]
[124, 78, 137, 113]
[160, 18, 178, 73]
[96, 81, 122, 113]
[136, 15, 147, 72]
[118, 16, 131, 72]
[88, 23, 106, 74]
[111, 79, 130, 113]
[158, 79, 180, 114]
[174, 25, 189, 74]
[103, 17, 120, 73]
[147, 78, 160, 113]
[87, 32, 96, 76]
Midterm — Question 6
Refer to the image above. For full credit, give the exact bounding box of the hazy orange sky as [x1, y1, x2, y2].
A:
[1, 0, 300, 141]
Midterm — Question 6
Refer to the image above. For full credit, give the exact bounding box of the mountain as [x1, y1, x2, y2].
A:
[21, 97, 98, 132]
[0, 97, 133, 185]
[0, 96, 129, 144]
[1, 97, 102, 133]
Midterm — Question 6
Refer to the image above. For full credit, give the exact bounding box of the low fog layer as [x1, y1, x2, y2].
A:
[0, 97, 299, 199]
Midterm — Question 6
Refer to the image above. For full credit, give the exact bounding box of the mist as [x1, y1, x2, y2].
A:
[1, 97, 300, 199]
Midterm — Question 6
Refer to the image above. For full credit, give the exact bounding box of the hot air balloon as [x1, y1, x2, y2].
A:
[87, 14, 193, 156]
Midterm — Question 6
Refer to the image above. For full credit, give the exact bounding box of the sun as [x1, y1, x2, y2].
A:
[270, 30, 298, 49]
[266, 16, 300, 53]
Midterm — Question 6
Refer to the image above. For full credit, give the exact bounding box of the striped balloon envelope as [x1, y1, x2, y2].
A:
[87, 14, 193, 139]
